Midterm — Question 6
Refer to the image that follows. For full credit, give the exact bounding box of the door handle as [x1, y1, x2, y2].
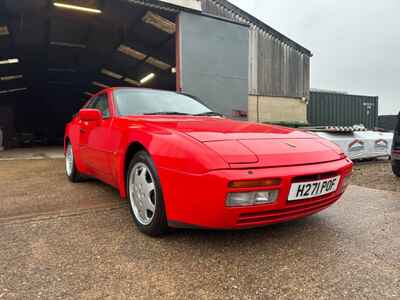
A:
[80, 128, 87, 133]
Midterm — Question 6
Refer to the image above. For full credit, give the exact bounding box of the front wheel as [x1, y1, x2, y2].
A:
[127, 151, 168, 236]
[65, 142, 83, 182]
[392, 160, 400, 177]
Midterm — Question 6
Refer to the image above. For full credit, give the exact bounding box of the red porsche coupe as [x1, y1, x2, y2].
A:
[64, 88, 353, 236]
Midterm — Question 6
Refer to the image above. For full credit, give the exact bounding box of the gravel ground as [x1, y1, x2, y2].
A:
[1, 157, 400, 299]
[1, 186, 399, 299]
[0, 146, 64, 160]
[352, 161, 400, 193]
[0, 159, 122, 222]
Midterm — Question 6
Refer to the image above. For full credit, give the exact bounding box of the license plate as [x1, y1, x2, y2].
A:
[288, 176, 341, 201]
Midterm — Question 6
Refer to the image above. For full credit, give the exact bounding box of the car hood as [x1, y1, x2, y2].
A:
[123, 116, 310, 140]
[123, 116, 343, 167]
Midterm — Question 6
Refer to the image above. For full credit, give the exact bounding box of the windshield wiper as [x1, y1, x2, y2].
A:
[194, 111, 224, 117]
[144, 112, 191, 115]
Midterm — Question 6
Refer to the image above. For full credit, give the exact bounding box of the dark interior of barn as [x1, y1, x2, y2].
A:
[0, 0, 177, 147]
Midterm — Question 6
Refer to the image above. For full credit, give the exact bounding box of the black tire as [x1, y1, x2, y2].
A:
[126, 151, 168, 236]
[392, 160, 400, 177]
[65, 142, 84, 183]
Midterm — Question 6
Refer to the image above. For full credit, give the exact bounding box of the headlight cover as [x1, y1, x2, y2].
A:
[226, 190, 279, 207]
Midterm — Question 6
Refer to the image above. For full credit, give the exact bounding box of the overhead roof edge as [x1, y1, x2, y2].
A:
[126, 0, 193, 13]
[126, 0, 311, 56]
[126, 0, 250, 27]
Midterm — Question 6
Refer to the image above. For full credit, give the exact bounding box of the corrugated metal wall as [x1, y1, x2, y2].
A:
[308, 91, 379, 129]
[201, 0, 311, 98]
[256, 31, 310, 98]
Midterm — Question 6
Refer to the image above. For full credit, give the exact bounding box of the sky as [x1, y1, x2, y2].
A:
[230, 0, 400, 115]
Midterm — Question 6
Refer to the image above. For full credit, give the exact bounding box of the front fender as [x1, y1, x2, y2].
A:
[116, 124, 228, 198]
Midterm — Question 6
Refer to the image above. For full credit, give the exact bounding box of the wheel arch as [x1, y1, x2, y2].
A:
[124, 142, 148, 177]
[118, 141, 149, 199]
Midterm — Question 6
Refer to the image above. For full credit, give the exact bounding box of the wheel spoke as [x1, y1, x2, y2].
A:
[143, 181, 155, 198]
[138, 201, 146, 220]
[143, 193, 155, 213]
[135, 167, 146, 185]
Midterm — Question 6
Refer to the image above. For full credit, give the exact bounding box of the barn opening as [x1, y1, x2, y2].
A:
[1, 0, 311, 150]
[0, 0, 178, 147]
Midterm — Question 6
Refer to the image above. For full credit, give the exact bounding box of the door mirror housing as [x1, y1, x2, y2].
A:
[79, 109, 102, 122]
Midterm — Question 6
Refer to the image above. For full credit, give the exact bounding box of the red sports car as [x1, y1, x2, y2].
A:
[65, 88, 353, 236]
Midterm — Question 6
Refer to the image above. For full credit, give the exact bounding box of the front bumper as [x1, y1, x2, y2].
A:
[159, 158, 353, 229]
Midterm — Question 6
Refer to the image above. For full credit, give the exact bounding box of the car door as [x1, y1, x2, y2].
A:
[81, 92, 114, 182]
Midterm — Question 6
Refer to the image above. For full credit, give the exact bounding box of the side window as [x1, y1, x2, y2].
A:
[90, 94, 110, 118]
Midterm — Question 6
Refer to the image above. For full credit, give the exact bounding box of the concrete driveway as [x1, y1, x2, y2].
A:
[0, 156, 399, 299]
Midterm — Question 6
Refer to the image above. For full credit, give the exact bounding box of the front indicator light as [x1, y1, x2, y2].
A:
[226, 190, 279, 207]
[228, 178, 281, 188]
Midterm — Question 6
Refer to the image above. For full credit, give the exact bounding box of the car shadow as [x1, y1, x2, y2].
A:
[156, 213, 340, 250]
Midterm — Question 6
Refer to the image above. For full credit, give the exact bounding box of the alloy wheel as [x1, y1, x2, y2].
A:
[129, 162, 157, 225]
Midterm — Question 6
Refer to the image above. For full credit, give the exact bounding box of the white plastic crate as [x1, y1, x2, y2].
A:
[314, 131, 393, 160]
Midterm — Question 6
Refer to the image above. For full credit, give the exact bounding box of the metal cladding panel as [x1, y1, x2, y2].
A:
[200, 0, 311, 98]
[178, 12, 249, 118]
[200, 0, 311, 55]
[308, 91, 379, 129]
[256, 32, 309, 98]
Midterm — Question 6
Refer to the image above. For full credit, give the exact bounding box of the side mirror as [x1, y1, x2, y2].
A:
[79, 109, 102, 122]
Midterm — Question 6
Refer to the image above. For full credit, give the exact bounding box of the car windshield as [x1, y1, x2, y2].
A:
[113, 89, 213, 116]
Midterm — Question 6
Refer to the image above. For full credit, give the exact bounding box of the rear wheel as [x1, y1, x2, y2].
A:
[127, 151, 168, 236]
[65, 142, 83, 182]
[392, 160, 400, 177]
